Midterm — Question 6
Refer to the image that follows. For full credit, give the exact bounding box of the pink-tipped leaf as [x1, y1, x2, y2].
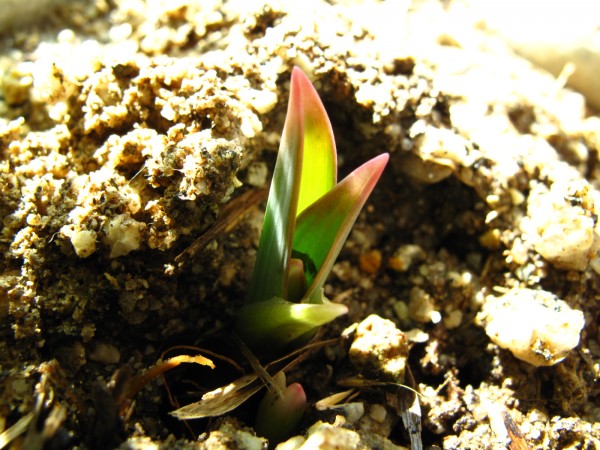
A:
[247, 68, 336, 303]
[247, 70, 304, 303]
[293, 67, 337, 215]
[255, 372, 307, 444]
[293, 153, 389, 303]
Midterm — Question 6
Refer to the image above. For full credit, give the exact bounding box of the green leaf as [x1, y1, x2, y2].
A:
[247, 67, 337, 304]
[294, 68, 337, 216]
[235, 297, 348, 356]
[246, 69, 304, 304]
[293, 153, 389, 302]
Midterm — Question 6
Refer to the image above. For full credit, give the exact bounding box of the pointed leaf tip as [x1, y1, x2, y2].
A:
[292, 67, 337, 216]
[247, 69, 306, 303]
[293, 152, 389, 300]
[247, 67, 340, 304]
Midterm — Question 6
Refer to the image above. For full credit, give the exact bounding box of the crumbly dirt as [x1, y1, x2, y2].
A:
[1, 0, 599, 449]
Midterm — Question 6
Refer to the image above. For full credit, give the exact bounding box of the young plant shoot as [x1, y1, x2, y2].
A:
[172, 68, 388, 432]
[235, 67, 389, 356]
[254, 372, 307, 443]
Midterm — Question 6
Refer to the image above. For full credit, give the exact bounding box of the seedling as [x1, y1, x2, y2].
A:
[235, 67, 389, 355]
[172, 68, 389, 435]
[254, 372, 306, 443]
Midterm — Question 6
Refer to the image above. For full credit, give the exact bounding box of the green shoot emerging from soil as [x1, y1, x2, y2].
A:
[254, 371, 307, 443]
[171, 69, 388, 439]
[235, 67, 389, 356]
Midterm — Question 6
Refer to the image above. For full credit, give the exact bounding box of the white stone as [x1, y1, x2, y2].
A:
[103, 214, 145, 258]
[369, 404, 387, 423]
[524, 180, 600, 271]
[478, 288, 585, 366]
[349, 315, 409, 381]
[444, 310, 463, 329]
[299, 421, 360, 449]
[408, 287, 439, 323]
[535, 214, 597, 271]
[70, 229, 97, 258]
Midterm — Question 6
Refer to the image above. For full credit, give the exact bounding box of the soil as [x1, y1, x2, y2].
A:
[0, 1, 599, 449]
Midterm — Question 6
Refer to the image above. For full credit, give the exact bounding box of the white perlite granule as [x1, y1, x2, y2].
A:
[478, 288, 585, 366]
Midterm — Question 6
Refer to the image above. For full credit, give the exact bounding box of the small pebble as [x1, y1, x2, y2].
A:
[103, 214, 145, 258]
[443, 310, 463, 329]
[70, 229, 97, 258]
[349, 315, 408, 382]
[369, 404, 387, 423]
[478, 288, 585, 366]
[408, 287, 440, 323]
[89, 342, 121, 365]
[359, 249, 382, 274]
[392, 300, 410, 322]
[524, 180, 600, 271]
[388, 244, 426, 272]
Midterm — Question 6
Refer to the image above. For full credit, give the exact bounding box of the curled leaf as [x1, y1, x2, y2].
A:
[235, 297, 348, 356]
[255, 372, 306, 444]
